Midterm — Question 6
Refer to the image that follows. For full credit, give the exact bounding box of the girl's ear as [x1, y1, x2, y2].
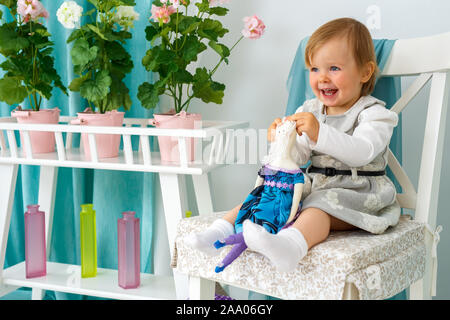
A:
[361, 61, 376, 83]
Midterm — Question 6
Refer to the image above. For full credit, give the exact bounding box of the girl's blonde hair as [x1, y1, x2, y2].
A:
[305, 18, 379, 96]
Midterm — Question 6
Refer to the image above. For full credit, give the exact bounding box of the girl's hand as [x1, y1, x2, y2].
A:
[286, 112, 320, 142]
[267, 117, 282, 142]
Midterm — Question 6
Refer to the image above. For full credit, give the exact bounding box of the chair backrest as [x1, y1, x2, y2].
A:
[380, 32, 450, 229]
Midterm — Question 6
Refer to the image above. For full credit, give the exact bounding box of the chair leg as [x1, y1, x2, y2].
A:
[189, 276, 215, 300]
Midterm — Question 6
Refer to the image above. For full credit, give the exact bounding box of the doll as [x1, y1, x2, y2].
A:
[213, 119, 305, 273]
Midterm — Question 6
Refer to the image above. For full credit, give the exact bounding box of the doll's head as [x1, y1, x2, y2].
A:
[263, 119, 297, 165]
[305, 18, 378, 112]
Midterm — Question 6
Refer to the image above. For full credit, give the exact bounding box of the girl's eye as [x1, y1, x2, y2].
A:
[330, 66, 340, 71]
[310, 67, 318, 72]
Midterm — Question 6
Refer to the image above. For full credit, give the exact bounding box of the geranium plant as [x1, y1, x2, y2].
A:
[57, 0, 139, 114]
[0, 0, 67, 110]
[138, 0, 265, 113]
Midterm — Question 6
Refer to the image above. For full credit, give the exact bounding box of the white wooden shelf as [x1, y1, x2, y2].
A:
[2, 262, 176, 300]
[0, 116, 248, 175]
[0, 116, 249, 300]
[0, 148, 225, 175]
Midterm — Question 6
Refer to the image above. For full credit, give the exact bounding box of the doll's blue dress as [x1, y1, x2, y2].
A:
[235, 165, 305, 234]
[214, 165, 304, 273]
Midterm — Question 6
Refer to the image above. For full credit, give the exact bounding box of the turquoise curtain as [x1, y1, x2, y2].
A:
[1, 0, 156, 300]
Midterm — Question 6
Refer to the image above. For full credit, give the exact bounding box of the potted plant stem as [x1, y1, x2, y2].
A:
[138, 0, 265, 162]
[0, 0, 68, 154]
[57, 0, 139, 159]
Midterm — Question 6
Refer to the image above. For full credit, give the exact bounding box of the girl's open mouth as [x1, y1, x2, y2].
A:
[321, 88, 338, 97]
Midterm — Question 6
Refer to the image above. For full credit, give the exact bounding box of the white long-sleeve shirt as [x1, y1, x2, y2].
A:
[293, 96, 399, 168]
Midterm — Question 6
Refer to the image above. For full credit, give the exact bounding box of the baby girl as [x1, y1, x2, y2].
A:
[187, 17, 400, 272]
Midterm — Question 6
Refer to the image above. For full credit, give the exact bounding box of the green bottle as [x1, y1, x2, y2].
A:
[80, 204, 97, 278]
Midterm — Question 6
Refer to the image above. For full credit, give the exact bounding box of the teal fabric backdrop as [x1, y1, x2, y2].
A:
[0, 0, 156, 300]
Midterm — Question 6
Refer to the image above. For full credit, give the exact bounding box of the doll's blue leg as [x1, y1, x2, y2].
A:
[215, 234, 247, 273]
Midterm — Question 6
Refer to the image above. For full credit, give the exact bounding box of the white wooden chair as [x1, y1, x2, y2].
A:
[171, 32, 449, 300]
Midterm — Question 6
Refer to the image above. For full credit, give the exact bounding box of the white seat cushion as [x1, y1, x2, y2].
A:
[172, 213, 425, 300]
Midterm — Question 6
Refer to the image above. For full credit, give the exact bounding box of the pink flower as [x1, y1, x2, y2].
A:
[17, 0, 49, 23]
[150, 4, 177, 24]
[241, 15, 265, 40]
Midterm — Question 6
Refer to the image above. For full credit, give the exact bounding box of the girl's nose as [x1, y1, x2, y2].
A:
[318, 72, 329, 83]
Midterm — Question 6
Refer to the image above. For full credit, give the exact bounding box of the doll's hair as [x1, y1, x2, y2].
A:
[304, 17, 379, 96]
[262, 120, 298, 166]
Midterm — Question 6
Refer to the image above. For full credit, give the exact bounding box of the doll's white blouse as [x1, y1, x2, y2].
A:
[293, 96, 399, 168]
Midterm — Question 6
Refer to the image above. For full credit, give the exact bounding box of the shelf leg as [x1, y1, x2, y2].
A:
[192, 173, 214, 216]
[0, 164, 19, 297]
[189, 276, 215, 300]
[32, 166, 58, 300]
[159, 173, 190, 300]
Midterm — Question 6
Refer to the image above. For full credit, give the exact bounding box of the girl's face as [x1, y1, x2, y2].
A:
[308, 36, 373, 114]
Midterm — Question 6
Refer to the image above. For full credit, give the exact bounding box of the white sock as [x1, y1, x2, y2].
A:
[185, 219, 235, 256]
[243, 219, 308, 272]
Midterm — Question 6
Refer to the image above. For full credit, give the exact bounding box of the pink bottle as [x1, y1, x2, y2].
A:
[117, 211, 140, 289]
[24, 205, 47, 278]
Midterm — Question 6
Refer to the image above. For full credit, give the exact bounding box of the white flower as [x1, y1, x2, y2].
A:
[114, 6, 140, 30]
[170, 0, 181, 9]
[56, 1, 83, 29]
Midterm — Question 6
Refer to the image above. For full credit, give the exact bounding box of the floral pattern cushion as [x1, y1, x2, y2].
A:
[172, 213, 425, 300]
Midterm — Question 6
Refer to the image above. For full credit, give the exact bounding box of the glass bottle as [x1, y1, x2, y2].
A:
[117, 211, 140, 289]
[24, 204, 46, 278]
[80, 204, 97, 278]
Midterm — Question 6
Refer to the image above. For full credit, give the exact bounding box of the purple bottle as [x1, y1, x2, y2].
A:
[24, 205, 46, 278]
[117, 211, 140, 289]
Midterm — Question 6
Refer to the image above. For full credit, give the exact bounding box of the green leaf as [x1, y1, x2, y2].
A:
[181, 36, 207, 63]
[34, 82, 53, 101]
[178, 17, 200, 35]
[71, 39, 98, 67]
[197, 18, 228, 42]
[208, 6, 229, 16]
[67, 28, 84, 44]
[87, 24, 107, 40]
[0, 24, 29, 53]
[39, 47, 53, 57]
[174, 69, 194, 83]
[87, 0, 99, 10]
[137, 82, 160, 109]
[80, 70, 112, 102]
[105, 41, 129, 61]
[0, 0, 16, 9]
[208, 40, 230, 59]
[0, 77, 28, 105]
[110, 58, 134, 78]
[68, 73, 90, 92]
[106, 78, 131, 111]
[142, 46, 177, 73]
[192, 67, 225, 104]
[195, 0, 210, 13]
[120, 0, 136, 6]
[104, 29, 132, 42]
[145, 25, 160, 42]
[34, 26, 51, 38]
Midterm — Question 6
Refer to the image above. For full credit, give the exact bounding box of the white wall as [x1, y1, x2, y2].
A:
[154, 0, 450, 299]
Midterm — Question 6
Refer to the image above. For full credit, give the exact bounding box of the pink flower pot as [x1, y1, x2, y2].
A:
[149, 111, 202, 163]
[72, 110, 125, 160]
[11, 107, 60, 155]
